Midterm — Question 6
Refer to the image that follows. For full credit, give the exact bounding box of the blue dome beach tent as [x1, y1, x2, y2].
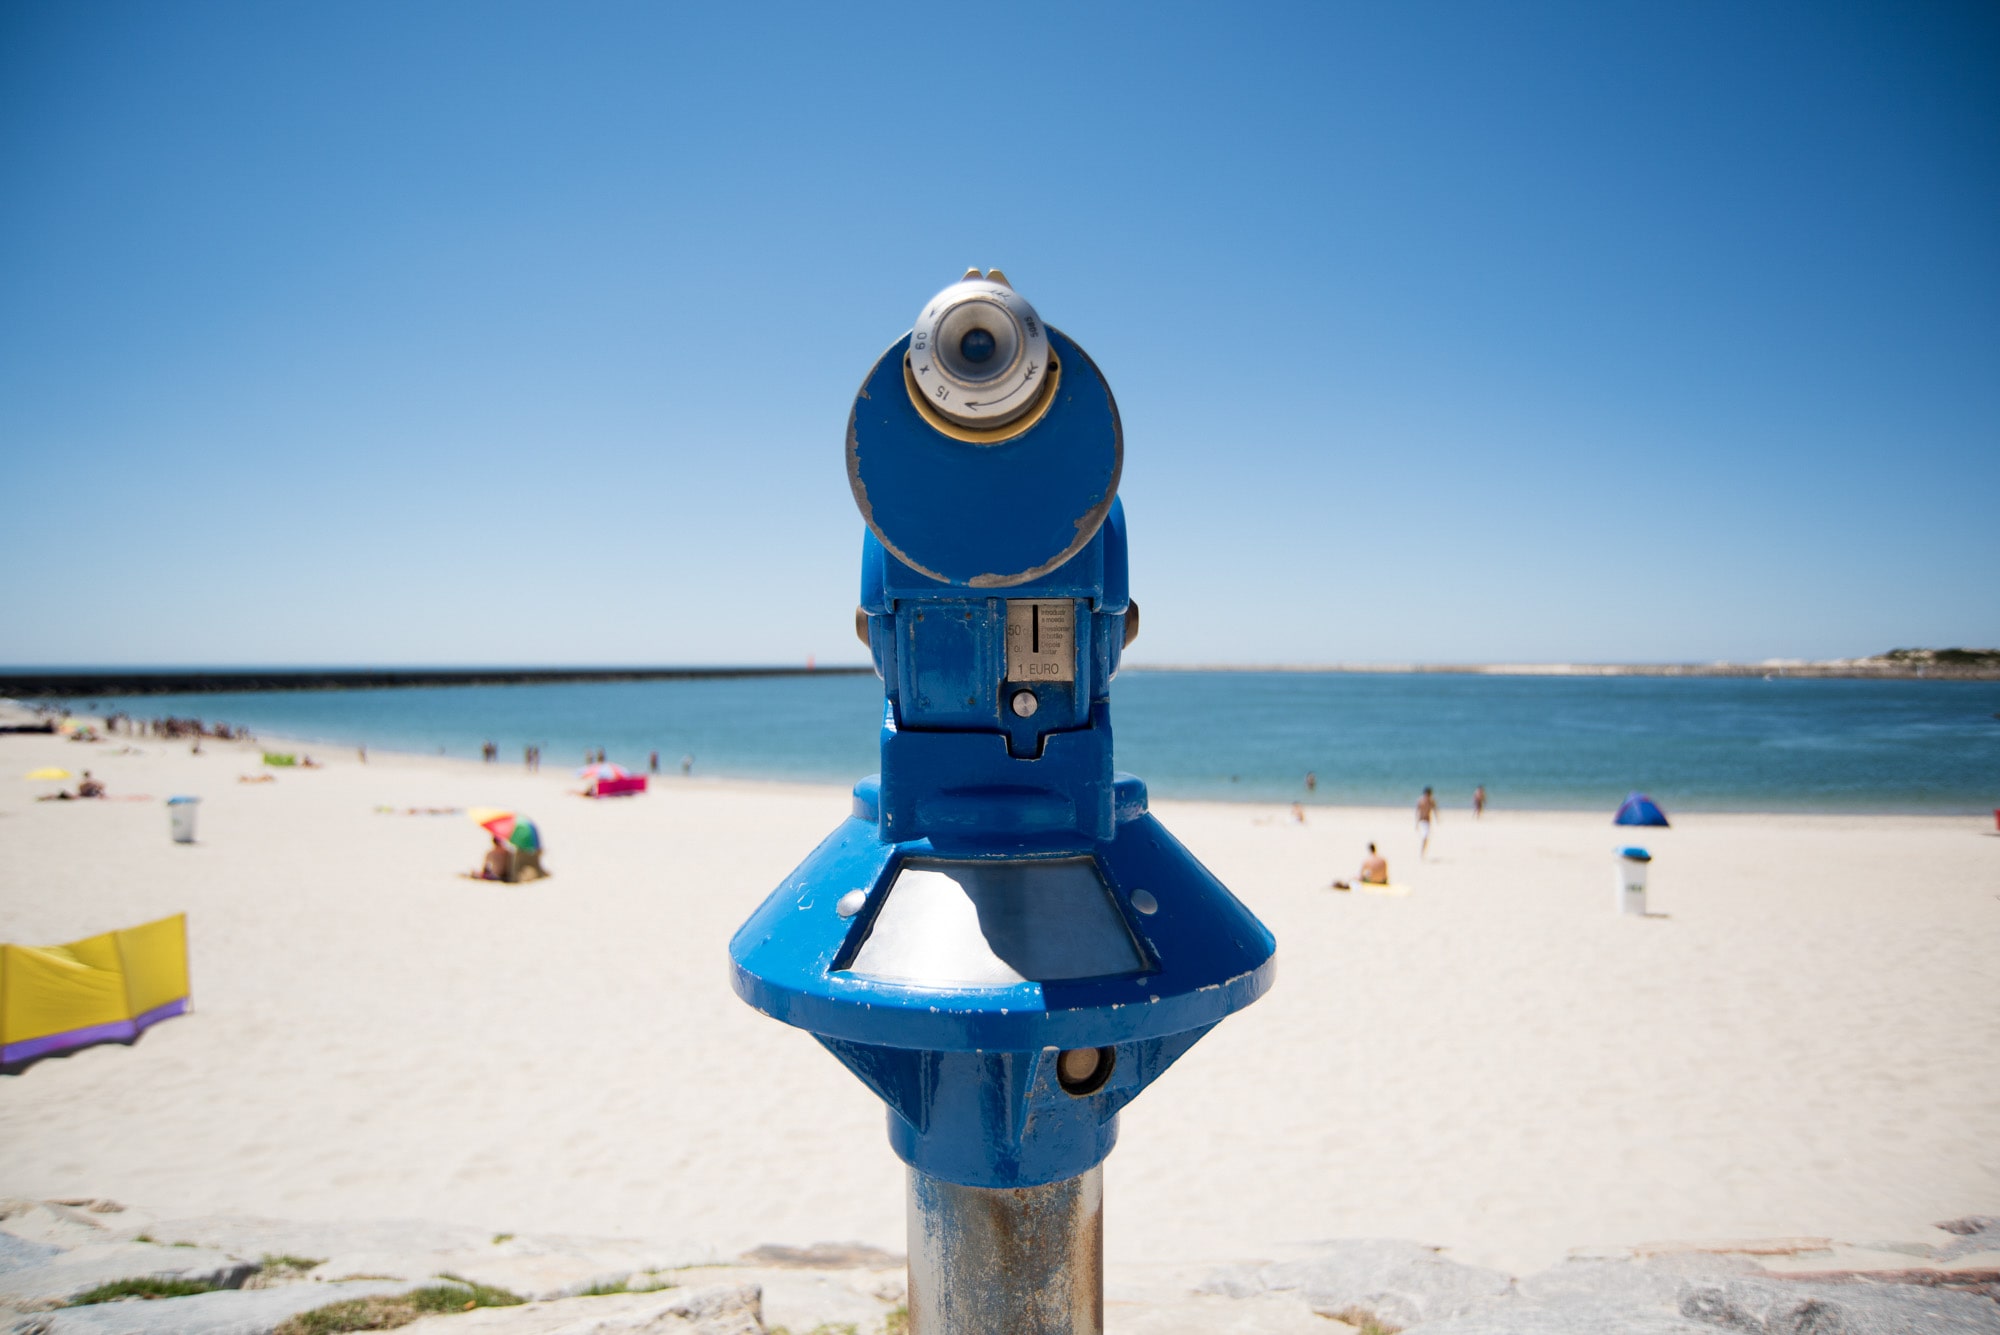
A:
[1614, 792, 1670, 827]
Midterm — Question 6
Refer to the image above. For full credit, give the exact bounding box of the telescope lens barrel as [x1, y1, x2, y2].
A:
[909, 276, 1051, 429]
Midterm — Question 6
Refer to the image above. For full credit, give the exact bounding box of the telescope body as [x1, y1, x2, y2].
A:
[728, 275, 1276, 1331]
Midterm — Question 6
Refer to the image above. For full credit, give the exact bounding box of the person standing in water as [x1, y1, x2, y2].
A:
[1473, 784, 1487, 818]
[1415, 786, 1439, 858]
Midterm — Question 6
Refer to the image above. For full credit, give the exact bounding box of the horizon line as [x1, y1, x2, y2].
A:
[3, 650, 1997, 695]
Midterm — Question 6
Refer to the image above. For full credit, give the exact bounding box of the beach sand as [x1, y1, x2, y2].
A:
[1, 717, 1995, 1276]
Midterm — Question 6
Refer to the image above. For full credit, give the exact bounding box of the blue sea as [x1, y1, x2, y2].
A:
[58, 671, 2000, 815]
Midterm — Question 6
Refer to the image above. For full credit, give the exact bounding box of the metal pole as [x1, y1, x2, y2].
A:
[907, 1166, 1103, 1335]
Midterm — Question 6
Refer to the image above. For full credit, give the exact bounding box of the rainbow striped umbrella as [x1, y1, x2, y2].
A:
[468, 807, 540, 852]
[576, 762, 629, 782]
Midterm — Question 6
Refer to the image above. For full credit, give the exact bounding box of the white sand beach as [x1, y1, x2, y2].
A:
[2, 716, 1996, 1279]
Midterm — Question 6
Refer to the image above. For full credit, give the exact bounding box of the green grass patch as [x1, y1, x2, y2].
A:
[883, 1306, 909, 1335]
[576, 1280, 628, 1297]
[271, 1280, 525, 1335]
[68, 1278, 220, 1305]
[1330, 1310, 1402, 1335]
[768, 1325, 859, 1335]
[273, 1296, 419, 1335]
[490, 1234, 513, 1245]
[261, 1254, 326, 1273]
[421, 1278, 525, 1312]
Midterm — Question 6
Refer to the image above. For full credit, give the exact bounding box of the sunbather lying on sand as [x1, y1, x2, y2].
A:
[39, 772, 107, 800]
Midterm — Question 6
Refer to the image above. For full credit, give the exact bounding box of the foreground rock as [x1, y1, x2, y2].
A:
[25, 1282, 411, 1335]
[1203, 1237, 1514, 1327]
[6, 1197, 1998, 1335]
[120, 1217, 702, 1304]
[1200, 1232, 2000, 1334]
[1677, 1273, 2000, 1335]
[0, 1244, 256, 1312]
[394, 1288, 763, 1335]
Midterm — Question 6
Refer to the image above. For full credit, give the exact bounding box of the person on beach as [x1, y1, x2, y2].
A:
[479, 836, 511, 881]
[1473, 784, 1486, 818]
[1416, 786, 1438, 857]
[681, 754, 693, 776]
[1291, 802, 1306, 824]
[39, 771, 105, 801]
[1360, 843, 1388, 884]
[649, 750, 660, 775]
[1332, 843, 1388, 890]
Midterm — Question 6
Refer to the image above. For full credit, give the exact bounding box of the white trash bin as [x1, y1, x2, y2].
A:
[1616, 847, 1650, 915]
[167, 796, 200, 844]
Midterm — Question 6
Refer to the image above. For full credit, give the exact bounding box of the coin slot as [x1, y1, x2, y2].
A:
[1006, 600, 1075, 683]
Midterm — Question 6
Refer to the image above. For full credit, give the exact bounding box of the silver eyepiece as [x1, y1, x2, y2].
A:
[908, 273, 1051, 429]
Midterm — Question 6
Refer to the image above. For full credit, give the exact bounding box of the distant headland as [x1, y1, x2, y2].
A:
[1133, 648, 2000, 680]
[0, 665, 874, 697]
[0, 649, 1993, 698]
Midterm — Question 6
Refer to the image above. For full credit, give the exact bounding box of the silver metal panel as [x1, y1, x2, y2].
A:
[844, 858, 1143, 988]
[908, 1166, 1103, 1334]
[1006, 599, 1076, 683]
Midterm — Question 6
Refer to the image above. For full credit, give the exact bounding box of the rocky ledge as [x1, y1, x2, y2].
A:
[4, 1199, 1995, 1335]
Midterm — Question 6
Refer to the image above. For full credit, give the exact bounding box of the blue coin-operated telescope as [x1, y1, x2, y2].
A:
[730, 271, 1276, 1334]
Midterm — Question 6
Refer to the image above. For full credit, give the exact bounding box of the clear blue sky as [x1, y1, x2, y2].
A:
[3, 1, 1994, 667]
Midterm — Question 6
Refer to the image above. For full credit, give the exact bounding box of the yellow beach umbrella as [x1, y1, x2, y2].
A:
[26, 767, 72, 781]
